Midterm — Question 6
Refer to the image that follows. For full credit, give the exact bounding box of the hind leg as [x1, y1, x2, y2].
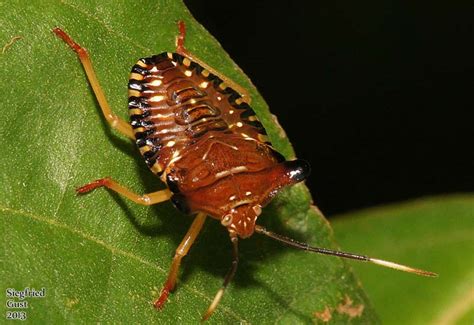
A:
[175, 21, 251, 104]
[53, 28, 134, 139]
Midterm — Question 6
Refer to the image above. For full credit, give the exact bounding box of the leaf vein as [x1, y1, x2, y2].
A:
[98, 251, 115, 320]
[0, 204, 246, 321]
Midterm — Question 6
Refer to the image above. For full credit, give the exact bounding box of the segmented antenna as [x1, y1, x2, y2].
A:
[202, 235, 240, 321]
[255, 225, 437, 277]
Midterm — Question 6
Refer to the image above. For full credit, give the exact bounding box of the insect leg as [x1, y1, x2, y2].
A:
[52, 28, 135, 139]
[202, 234, 239, 321]
[175, 21, 252, 104]
[76, 177, 171, 205]
[154, 212, 207, 309]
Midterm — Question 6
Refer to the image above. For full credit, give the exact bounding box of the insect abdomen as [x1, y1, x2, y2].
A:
[127, 52, 268, 177]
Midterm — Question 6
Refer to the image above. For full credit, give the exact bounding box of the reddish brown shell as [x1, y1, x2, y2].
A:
[128, 52, 309, 238]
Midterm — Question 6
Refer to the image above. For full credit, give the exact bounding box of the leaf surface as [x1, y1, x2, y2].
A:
[332, 195, 474, 325]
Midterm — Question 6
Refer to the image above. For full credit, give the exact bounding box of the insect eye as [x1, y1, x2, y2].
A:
[221, 214, 233, 226]
[284, 159, 311, 182]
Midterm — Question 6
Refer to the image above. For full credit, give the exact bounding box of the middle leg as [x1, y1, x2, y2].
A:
[76, 177, 172, 205]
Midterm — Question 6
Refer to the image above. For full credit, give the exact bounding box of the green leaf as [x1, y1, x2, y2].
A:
[1, 1, 378, 323]
[332, 195, 474, 325]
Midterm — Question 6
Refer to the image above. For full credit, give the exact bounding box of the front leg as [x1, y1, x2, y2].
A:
[154, 212, 207, 309]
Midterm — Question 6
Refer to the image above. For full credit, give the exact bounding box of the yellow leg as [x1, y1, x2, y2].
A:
[176, 21, 252, 104]
[53, 28, 135, 139]
[154, 212, 207, 309]
[76, 177, 171, 205]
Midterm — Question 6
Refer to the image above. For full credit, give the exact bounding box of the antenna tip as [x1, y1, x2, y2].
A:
[369, 258, 437, 277]
[201, 287, 225, 321]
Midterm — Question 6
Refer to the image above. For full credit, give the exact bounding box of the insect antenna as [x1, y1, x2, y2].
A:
[255, 225, 437, 277]
[202, 235, 240, 321]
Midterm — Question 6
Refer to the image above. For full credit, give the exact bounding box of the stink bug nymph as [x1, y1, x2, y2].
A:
[53, 21, 437, 321]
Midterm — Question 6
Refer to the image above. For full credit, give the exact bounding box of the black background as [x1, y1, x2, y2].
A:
[185, 1, 473, 216]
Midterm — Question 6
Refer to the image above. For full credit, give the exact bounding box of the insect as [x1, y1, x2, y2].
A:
[53, 21, 436, 321]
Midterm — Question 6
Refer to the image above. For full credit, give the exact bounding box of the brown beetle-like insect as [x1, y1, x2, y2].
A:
[53, 21, 436, 321]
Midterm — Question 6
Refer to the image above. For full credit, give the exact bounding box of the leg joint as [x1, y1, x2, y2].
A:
[137, 195, 152, 205]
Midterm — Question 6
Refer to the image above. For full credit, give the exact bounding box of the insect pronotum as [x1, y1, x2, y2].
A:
[53, 21, 437, 321]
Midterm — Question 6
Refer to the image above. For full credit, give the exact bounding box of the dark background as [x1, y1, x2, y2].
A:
[185, 1, 473, 216]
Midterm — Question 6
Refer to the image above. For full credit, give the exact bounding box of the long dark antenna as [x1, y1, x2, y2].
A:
[202, 235, 240, 321]
[255, 225, 437, 277]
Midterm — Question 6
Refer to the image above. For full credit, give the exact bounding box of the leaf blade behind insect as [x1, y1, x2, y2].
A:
[332, 194, 474, 325]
